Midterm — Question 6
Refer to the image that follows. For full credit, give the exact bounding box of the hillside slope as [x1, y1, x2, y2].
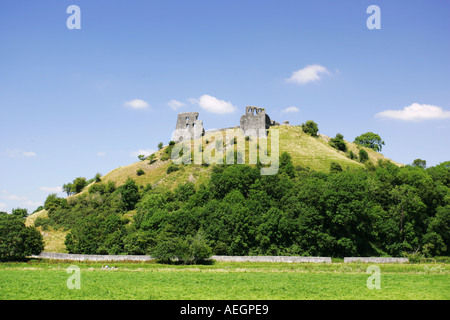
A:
[26, 125, 401, 253]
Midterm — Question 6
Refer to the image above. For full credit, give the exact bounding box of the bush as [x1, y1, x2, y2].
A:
[151, 233, 212, 264]
[348, 150, 357, 160]
[166, 163, 180, 174]
[34, 217, 56, 231]
[301, 120, 319, 137]
[329, 133, 347, 152]
[0, 214, 44, 261]
[359, 149, 369, 163]
[330, 162, 343, 173]
[94, 173, 102, 183]
[136, 169, 145, 176]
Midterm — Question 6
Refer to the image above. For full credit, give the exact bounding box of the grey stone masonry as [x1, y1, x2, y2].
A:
[212, 256, 332, 263]
[173, 112, 205, 142]
[239, 106, 273, 137]
[30, 253, 331, 263]
[344, 257, 409, 263]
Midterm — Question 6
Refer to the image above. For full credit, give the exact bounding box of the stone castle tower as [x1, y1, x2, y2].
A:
[239, 106, 273, 137]
[172, 112, 205, 142]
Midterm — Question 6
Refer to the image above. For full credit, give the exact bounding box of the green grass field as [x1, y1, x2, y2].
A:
[0, 260, 448, 300]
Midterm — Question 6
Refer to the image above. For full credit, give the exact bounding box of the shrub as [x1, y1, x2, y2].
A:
[34, 217, 56, 231]
[329, 133, 347, 152]
[330, 162, 343, 173]
[359, 149, 369, 163]
[94, 173, 102, 183]
[348, 150, 357, 160]
[136, 169, 145, 176]
[166, 163, 180, 174]
[301, 120, 319, 137]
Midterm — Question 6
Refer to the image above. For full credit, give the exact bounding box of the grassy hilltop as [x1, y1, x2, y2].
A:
[26, 124, 401, 254]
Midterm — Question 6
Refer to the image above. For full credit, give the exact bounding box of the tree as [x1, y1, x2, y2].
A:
[72, 177, 88, 193]
[94, 173, 102, 182]
[354, 132, 385, 152]
[12, 208, 28, 218]
[359, 149, 369, 163]
[0, 214, 44, 261]
[118, 178, 140, 211]
[62, 183, 74, 196]
[412, 159, 426, 169]
[158, 142, 164, 150]
[301, 120, 319, 137]
[329, 133, 347, 152]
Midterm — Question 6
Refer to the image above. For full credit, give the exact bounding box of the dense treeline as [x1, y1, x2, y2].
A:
[37, 154, 450, 259]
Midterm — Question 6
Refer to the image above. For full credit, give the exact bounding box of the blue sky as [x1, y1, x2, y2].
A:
[1, 0, 449, 213]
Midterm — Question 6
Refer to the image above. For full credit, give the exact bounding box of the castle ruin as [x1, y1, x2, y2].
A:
[173, 107, 279, 141]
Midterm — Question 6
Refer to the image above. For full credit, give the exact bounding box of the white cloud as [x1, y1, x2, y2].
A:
[124, 99, 150, 109]
[287, 64, 330, 85]
[97, 151, 106, 157]
[0, 203, 7, 210]
[23, 151, 36, 157]
[190, 94, 237, 114]
[168, 99, 186, 110]
[281, 106, 299, 114]
[39, 186, 63, 193]
[130, 149, 156, 158]
[376, 103, 450, 121]
[4, 149, 37, 157]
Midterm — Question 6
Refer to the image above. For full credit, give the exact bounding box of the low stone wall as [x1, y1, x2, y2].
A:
[31, 253, 331, 263]
[212, 255, 332, 263]
[31, 252, 155, 262]
[344, 257, 409, 263]
[31, 253, 408, 264]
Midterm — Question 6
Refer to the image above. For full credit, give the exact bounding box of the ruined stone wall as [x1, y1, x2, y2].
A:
[239, 106, 273, 137]
[172, 112, 204, 142]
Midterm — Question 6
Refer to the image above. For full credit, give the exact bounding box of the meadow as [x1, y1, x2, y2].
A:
[0, 260, 448, 300]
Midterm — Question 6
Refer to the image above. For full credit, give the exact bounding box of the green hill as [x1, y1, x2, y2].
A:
[27, 124, 402, 253]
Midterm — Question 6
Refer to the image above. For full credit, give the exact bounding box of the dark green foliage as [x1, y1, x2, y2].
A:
[330, 162, 343, 173]
[348, 150, 357, 160]
[11, 208, 28, 218]
[329, 133, 347, 152]
[354, 132, 385, 152]
[359, 148, 369, 163]
[94, 173, 102, 182]
[412, 159, 427, 169]
[136, 169, 145, 176]
[279, 152, 296, 178]
[63, 177, 88, 196]
[118, 178, 140, 211]
[0, 214, 44, 261]
[43, 152, 450, 260]
[301, 120, 319, 137]
[167, 163, 180, 174]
